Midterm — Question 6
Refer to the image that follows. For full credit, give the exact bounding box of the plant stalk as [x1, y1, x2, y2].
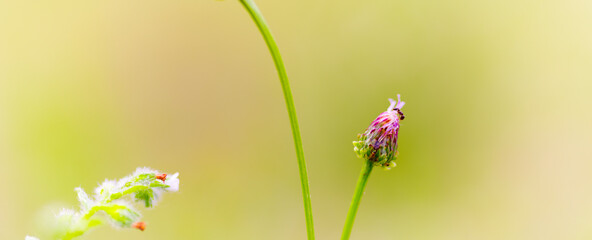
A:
[238, 0, 315, 239]
[341, 161, 374, 240]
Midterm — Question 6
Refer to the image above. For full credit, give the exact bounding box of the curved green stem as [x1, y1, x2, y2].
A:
[238, 1, 315, 239]
[341, 161, 374, 240]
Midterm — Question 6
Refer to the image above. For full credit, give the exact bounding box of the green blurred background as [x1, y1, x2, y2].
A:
[1, 0, 592, 239]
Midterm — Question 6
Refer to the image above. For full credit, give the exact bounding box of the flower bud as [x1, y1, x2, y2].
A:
[132, 221, 146, 231]
[353, 94, 406, 169]
[156, 173, 167, 182]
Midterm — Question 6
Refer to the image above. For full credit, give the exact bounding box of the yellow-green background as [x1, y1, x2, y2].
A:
[1, 0, 592, 239]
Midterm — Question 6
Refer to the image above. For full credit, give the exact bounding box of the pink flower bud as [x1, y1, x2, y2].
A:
[353, 94, 405, 169]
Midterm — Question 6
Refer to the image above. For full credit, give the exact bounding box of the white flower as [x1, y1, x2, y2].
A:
[133, 167, 158, 175]
[165, 173, 180, 192]
[95, 179, 118, 199]
[26, 167, 179, 239]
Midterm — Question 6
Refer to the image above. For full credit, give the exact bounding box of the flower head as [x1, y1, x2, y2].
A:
[353, 94, 406, 169]
[164, 172, 180, 192]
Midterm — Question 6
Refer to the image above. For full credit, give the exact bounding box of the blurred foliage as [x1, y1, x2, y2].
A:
[1, 0, 592, 239]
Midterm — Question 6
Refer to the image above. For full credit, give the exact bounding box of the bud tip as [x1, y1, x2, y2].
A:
[132, 221, 146, 231]
[156, 173, 167, 182]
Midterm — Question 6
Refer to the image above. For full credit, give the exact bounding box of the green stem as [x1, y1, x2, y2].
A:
[341, 161, 374, 240]
[238, 1, 315, 239]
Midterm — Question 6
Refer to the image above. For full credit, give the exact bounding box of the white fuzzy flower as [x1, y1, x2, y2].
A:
[133, 167, 158, 175]
[26, 167, 180, 240]
[165, 173, 180, 192]
[95, 179, 118, 199]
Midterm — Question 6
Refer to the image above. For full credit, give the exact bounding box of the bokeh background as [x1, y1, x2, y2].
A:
[1, 0, 592, 239]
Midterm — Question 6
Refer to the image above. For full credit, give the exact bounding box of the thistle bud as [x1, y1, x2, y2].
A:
[353, 94, 406, 169]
